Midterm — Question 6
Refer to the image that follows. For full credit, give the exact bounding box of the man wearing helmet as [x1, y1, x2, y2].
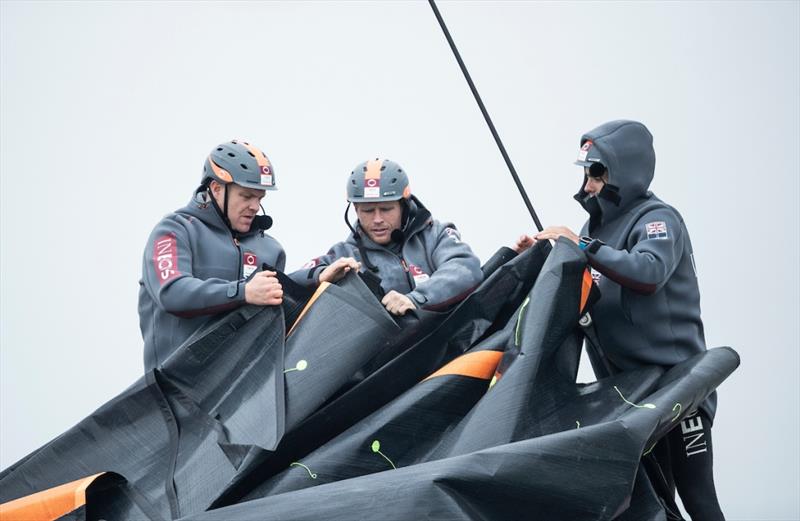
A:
[291, 158, 482, 316]
[515, 120, 724, 520]
[138, 140, 285, 372]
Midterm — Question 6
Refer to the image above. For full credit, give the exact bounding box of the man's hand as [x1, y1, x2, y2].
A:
[318, 257, 361, 284]
[381, 290, 416, 316]
[513, 234, 536, 253]
[534, 226, 580, 245]
[245, 270, 283, 306]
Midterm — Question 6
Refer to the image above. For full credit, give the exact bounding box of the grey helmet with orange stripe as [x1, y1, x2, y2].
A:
[200, 139, 276, 234]
[346, 158, 410, 203]
[344, 158, 413, 272]
[202, 139, 277, 191]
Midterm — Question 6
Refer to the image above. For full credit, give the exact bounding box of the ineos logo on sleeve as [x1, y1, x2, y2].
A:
[153, 233, 180, 285]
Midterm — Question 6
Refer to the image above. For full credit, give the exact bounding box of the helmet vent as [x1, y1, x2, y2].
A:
[227, 152, 235, 157]
[390, 177, 397, 183]
[351, 179, 356, 185]
[381, 165, 386, 171]
[240, 163, 248, 170]
[247, 151, 255, 157]
[216, 147, 223, 151]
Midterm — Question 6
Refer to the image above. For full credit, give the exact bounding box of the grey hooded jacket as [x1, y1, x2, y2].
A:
[289, 198, 482, 310]
[574, 120, 714, 415]
[138, 190, 285, 372]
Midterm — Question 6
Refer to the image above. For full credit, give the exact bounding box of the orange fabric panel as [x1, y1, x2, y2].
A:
[0, 473, 102, 521]
[287, 281, 330, 337]
[580, 268, 593, 314]
[423, 350, 504, 382]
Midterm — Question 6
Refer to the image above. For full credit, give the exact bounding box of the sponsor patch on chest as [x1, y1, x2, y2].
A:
[243, 252, 258, 278]
[645, 221, 669, 240]
[590, 267, 602, 282]
[408, 263, 430, 284]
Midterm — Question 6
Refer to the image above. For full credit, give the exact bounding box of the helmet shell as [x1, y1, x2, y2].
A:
[202, 140, 277, 191]
[346, 158, 410, 203]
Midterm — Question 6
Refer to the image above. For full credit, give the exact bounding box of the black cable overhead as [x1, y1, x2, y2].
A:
[428, 0, 543, 232]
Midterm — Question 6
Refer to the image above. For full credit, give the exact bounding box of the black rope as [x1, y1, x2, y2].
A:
[428, 0, 543, 232]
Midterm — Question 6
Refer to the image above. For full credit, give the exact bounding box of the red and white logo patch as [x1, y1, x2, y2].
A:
[409, 264, 430, 285]
[578, 140, 593, 162]
[302, 257, 321, 269]
[153, 233, 180, 285]
[645, 221, 668, 240]
[364, 178, 380, 198]
[444, 227, 461, 243]
[243, 252, 258, 278]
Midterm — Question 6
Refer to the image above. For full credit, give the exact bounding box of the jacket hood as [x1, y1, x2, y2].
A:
[573, 120, 656, 228]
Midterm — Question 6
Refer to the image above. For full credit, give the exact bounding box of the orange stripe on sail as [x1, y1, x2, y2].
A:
[0, 473, 103, 521]
[423, 350, 504, 382]
[580, 268, 593, 314]
[287, 282, 330, 337]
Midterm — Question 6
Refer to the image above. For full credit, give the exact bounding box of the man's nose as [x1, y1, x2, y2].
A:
[373, 211, 384, 223]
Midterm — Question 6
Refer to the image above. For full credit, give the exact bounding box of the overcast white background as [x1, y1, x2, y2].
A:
[1, 1, 798, 519]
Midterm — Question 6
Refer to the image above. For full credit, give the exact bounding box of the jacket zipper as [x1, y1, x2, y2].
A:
[399, 258, 415, 290]
[233, 237, 243, 278]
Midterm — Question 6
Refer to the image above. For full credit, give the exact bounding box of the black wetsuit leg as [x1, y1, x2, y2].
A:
[666, 408, 726, 521]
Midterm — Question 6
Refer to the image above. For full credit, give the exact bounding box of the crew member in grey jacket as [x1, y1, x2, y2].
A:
[139, 140, 285, 372]
[290, 158, 482, 316]
[517, 120, 724, 520]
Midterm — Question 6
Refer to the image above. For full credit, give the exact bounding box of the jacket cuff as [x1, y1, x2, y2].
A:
[582, 238, 605, 255]
[407, 291, 428, 307]
[226, 279, 247, 301]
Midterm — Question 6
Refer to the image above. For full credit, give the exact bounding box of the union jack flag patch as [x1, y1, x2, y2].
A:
[646, 221, 668, 240]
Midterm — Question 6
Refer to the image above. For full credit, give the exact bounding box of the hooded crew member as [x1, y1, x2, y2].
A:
[138, 140, 285, 372]
[289, 158, 482, 315]
[518, 120, 725, 520]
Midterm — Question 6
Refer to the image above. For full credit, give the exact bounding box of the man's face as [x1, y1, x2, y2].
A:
[354, 200, 402, 245]
[210, 181, 266, 233]
[583, 167, 609, 197]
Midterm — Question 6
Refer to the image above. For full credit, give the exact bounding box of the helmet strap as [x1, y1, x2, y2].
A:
[344, 202, 379, 272]
[207, 182, 236, 236]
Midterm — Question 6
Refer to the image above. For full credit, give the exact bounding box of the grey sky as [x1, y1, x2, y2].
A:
[1, 1, 798, 518]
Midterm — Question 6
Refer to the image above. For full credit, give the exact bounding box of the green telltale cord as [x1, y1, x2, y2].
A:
[290, 461, 317, 479]
[613, 385, 656, 409]
[370, 440, 396, 470]
[284, 359, 308, 373]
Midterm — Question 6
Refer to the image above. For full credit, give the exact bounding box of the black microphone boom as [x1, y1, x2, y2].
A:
[428, 0, 543, 232]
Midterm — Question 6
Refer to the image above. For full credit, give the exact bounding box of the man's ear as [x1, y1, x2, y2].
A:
[209, 180, 223, 196]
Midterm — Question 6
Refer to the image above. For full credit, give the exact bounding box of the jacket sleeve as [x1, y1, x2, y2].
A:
[407, 223, 483, 310]
[585, 208, 685, 295]
[287, 247, 339, 288]
[142, 218, 246, 318]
